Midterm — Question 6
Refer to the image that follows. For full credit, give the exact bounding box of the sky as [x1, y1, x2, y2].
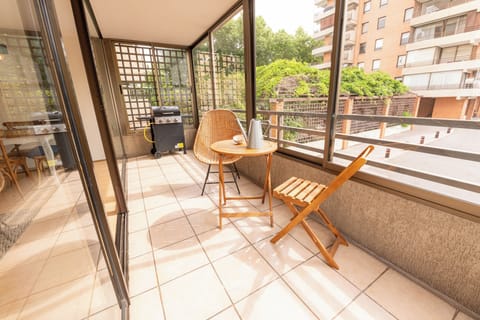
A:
[255, 0, 315, 35]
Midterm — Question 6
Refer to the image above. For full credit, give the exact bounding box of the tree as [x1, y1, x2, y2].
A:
[212, 16, 320, 66]
[256, 60, 408, 98]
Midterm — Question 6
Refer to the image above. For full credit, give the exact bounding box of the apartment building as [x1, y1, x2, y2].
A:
[312, 0, 414, 78]
[313, 0, 480, 120]
[403, 0, 480, 119]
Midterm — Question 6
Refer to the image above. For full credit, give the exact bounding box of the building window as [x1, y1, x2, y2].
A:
[362, 22, 368, 34]
[404, 7, 414, 21]
[357, 62, 365, 69]
[380, 0, 388, 7]
[394, 76, 403, 82]
[400, 32, 410, 45]
[364, 1, 371, 13]
[372, 59, 381, 70]
[377, 17, 386, 29]
[375, 38, 383, 50]
[397, 55, 406, 67]
[359, 42, 366, 54]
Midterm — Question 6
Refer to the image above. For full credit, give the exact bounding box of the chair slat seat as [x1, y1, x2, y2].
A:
[271, 145, 375, 269]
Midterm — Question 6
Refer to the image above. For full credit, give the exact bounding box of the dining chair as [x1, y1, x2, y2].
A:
[193, 109, 243, 195]
[0, 139, 24, 196]
[271, 145, 375, 269]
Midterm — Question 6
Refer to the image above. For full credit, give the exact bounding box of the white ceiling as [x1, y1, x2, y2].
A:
[89, 0, 239, 47]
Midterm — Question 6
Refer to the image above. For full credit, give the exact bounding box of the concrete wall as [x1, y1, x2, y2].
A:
[236, 153, 480, 315]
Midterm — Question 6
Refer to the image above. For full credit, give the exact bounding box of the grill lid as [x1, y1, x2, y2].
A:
[152, 106, 180, 117]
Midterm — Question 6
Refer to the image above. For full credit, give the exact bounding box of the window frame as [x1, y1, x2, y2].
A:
[374, 38, 384, 50]
[363, 1, 371, 13]
[404, 7, 414, 22]
[396, 54, 406, 67]
[372, 59, 381, 70]
[380, 0, 388, 7]
[377, 16, 386, 29]
[400, 31, 410, 45]
[361, 22, 369, 34]
[359, 42, 367, 54]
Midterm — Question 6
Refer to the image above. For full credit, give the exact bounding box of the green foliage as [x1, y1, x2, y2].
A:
[213, 16, 321, 66]
[283, 117, 304, 141]
[256, 62, 408, 98]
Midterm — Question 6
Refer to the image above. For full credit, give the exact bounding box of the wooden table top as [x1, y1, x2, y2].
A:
[211, 140, 277, 157]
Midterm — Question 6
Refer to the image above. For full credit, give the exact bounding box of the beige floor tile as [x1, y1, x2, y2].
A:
[0, 299, 25, 320]
[179, 195, 217, 215]
[335, 294, 396, 320]
[272, 203, 296, 228]
[197, 223, 250, 261]
[171, 183, 202, 199]
[213, 245, 277, 302]
[187, 208, 227, 235]
[149, 216, 194, 249]
[0, 260, 44, 306]
[129, 253, 157, 297]
[127, 197, 146, 214]
[153, 236, 209, 285]
[455, 312, 477, 320]
[146, 202, 184, 227]
[254, 234, 313, 275]
[236, 279, 317, 320]
[129, 288, 164, 320]
[62, 207, 94, 231]
[18, 274, 94, 320]
[129, 229, 153, 259]
[88, 305, 122, 320]
[334, 244, 387, 290]
[160, 265, 230, 320]
[33, 205, 73, 223]
[89, 269, 118, 315]
[16, 215, 68, 245]
[284, 256, 359, 319]
[366, 269, 456, 320]
[143, 191, 177, 210]
[32, 245, 100, 293]
[50, 225, 99, 257]
[0, 236, 57, 273]
[233, 216, 281, 244]
[209, 307, 240, 320]
[128, 212, 148, 233]
[287, 218, 335, 254]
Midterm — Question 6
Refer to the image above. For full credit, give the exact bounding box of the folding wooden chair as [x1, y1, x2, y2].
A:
[271, 145, 374, 269]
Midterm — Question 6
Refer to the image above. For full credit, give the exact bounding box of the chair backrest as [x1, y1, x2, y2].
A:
[193, 109, 243, 164]
[310, 145, 374, 208]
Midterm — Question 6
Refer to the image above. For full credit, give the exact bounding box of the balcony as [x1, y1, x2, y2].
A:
[1, 0, 480, 319]
[314, 0, 328, 7]
[407, 29, 480, 51]
[346, 9, 358, 27]
[312, 44, 333, 56]
[313, 26, 334, 40]
[343, 30, 356, 47]
[411, 0, 480, 26]
[314, 5, 335, 22]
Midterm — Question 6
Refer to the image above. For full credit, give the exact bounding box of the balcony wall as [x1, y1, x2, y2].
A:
[236, 154, 480, 316]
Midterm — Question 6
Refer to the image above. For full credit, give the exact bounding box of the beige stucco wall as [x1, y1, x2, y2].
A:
[237, 153, 480, 315]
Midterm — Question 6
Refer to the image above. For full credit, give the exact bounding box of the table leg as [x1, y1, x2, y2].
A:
[266, 154, 273, 227]
[218, 154, 224, 229]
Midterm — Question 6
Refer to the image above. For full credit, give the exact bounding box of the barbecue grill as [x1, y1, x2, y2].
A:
[150, 106, 186, 158]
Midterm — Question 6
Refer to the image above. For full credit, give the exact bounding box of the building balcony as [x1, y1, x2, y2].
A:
[314, 0, 328, 7]
[312, 44, 333, 56]
[403, 59, 480, 75]
[407, 29, 480, 51]
[312, 61, 331, 69]
[343, 30, 356, 47]
[411, 0, 480, 26]
[313, 26, 334, 40]
[314, 6, 335, 22]
[346, 9, 358, 27]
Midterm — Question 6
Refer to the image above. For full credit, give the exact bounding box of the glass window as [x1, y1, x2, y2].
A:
[404, 7, 414, 21]
[359, 42, 367, 54]
[403, 73, 430, 89]
[400, 32, 410, 45]
[397, 55, 406, 67]
[375, 38, 383, 50]
[377, 17, 386, 30]
[380, 0, 388, 7]
[372, 59, 381, 70]
[364, 1, 371, 13]
[406, 47, 436, 67]
[362, 22, 369, 34]
[430, 71, 462, 89]
[357, 62, 365, 69]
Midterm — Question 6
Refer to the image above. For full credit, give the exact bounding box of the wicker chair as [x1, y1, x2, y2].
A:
[194, 109, 243, 195]
[0, 139, 24, 196]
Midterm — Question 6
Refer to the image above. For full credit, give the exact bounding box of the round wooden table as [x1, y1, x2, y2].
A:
[210, 140, 277, 229]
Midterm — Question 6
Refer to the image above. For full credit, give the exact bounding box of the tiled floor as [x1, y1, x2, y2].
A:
[0, 153, 478, 320]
